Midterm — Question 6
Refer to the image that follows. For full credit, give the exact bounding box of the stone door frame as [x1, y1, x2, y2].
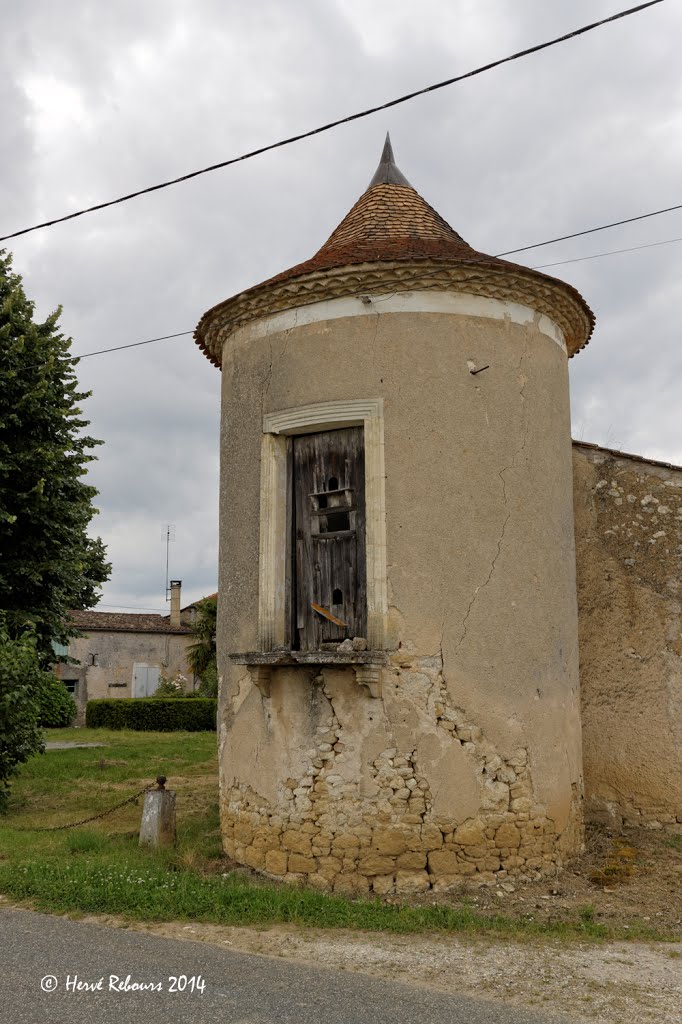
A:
[259, 399, 387, 651]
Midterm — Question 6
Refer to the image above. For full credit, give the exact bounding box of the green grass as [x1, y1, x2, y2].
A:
[0, 856, 621, 939]
[0, 729, 672, 942]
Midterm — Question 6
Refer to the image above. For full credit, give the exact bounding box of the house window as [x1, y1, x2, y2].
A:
[62, 678, 79, 696]
[52, 641, 69, 661]
[292, 427, 367, 650]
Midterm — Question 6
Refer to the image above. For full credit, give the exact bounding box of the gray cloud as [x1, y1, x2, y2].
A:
[3, 0, 680, 610]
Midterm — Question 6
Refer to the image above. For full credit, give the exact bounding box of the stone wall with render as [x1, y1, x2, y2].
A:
[573, 443, 682, 831]
[217, 298, 584, 893]
[220, 654, 581, 894]
[55, 630, 193, 715]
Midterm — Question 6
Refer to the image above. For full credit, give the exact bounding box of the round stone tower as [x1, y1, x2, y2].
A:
[195, 136, 594, 894]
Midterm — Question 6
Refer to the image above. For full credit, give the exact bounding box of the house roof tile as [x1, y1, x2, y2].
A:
[69, 610, 192, 634]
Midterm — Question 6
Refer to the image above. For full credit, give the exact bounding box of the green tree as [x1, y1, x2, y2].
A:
[0, 626, 45, 811]
[0, 250, 110, 664]
[187, 596, 217, 694]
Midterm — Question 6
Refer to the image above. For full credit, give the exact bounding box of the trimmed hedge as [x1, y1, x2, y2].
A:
[85, 698, 217, 732]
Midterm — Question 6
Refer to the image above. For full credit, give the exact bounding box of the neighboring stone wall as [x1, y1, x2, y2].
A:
[574, 443, 682, 831]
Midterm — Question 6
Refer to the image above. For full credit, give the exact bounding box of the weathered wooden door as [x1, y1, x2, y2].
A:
[293, 427, 366, 650]
[132, 663, 160, 698]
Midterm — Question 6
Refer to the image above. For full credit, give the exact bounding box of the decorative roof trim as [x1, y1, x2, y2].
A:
[223, 291, 566, 353]
[196, 259, 593, 365]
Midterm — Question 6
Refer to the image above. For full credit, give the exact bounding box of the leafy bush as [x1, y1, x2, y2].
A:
[38, 675, 76, 727]
[198, 660, 218, 698]
[86, 698, 216, 732]
[152, 673, 188, 698]
[0, 628, 44, 811]
[186, 597, 216, 679]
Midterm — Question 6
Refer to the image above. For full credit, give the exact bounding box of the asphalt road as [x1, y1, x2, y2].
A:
[1, 908, 575, 1024]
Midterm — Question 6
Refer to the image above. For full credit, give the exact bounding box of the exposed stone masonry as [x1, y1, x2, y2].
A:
[574, 444, 682, 832]
[220, 651, 582, 894]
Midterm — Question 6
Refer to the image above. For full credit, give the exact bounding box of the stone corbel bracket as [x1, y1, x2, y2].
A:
[232, 654, 385, 699]
[353, 665, 382, 699]
[249, 666, 272, 698]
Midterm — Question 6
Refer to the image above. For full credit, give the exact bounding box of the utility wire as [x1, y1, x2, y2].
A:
[97, 603, 168, 611]
[48, 224, 682, 367]
[531, 234, 682, 269]
[496, 200, 682, 256]
[23, 329, 192, 370]
[70, 330, 192, 360]
[0, 0, 665, 243]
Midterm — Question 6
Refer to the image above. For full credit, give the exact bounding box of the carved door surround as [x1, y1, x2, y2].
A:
[258, 399, 387, 656]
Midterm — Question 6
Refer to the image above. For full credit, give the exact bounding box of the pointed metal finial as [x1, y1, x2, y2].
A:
[368, 133, 412, 188]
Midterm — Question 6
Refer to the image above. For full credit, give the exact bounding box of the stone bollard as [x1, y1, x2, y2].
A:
[139, 775, 176, 848]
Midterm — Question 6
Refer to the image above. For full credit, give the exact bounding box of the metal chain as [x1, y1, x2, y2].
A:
[14, 785, 153, 833]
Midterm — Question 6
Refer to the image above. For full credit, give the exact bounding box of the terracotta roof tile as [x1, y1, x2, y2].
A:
[69, 610, 191, 634]
[195, 135, 594, 364]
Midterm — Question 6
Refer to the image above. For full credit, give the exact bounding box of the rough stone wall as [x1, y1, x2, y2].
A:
[217, 299, 584, 892]
[221, 655, 580, 895]
[573, 443, 682, 830]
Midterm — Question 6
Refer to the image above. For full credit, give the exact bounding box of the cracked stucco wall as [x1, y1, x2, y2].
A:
[573, 444, 682, 829]
[217, 301, 583, 892]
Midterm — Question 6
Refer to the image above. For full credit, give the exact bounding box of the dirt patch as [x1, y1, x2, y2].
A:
[80, 916, 680, 1024]
[194, 824, 682, 939]
[402, 825, 682, 939]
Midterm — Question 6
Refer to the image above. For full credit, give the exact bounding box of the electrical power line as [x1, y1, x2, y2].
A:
[23, 329, 192, 370]
[0, 0, 665, 244]
[531, 234, 682, 269]
[70, 330, 192, 360]
[496, 200, 682, 256]
[48, 222, 682, 367]
[98, 603, 167, 612]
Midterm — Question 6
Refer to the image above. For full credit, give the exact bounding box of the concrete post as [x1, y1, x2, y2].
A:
[139, 778, 176, 847]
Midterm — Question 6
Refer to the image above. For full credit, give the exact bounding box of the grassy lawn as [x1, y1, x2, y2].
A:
[0, 729, 674, 941]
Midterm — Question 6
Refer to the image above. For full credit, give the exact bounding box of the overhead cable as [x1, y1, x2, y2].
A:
[23, 330, 193, 370]
[497, 200, 682, 256]
[531, 234, 682, 269]
[70, 330, 193, 360]
[0, 0, 666, 243]
[41, 225, 682, 367]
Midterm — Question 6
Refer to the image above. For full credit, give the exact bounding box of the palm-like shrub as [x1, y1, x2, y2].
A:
[187, 597, 217, 693]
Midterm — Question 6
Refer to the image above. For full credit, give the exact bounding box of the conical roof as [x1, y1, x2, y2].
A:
[195, 136, 594, 365]
[264, 133, 512, 283]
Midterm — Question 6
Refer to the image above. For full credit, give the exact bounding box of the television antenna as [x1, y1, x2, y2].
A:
[162, 524, 176, 601]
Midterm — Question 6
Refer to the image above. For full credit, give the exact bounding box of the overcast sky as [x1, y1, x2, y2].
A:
[2, 0, 680, 613]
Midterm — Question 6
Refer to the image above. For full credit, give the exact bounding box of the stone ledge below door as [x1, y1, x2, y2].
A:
[229, 650, 387, 699]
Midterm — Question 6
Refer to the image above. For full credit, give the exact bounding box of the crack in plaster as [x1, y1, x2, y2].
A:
[260, 311, 297, 418]
[260, 338, 274, 418]
[456, 340, 531, 652]
[455, 511, 511, 652]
